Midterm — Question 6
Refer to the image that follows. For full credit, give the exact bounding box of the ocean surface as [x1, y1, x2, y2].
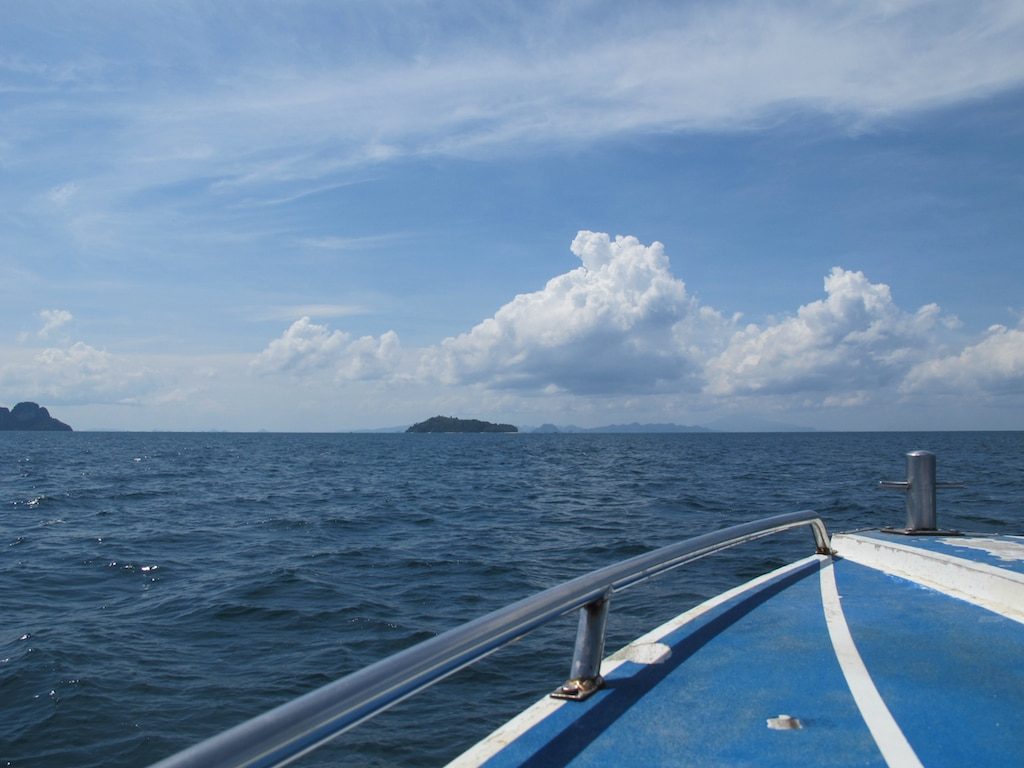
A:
[3, 431, 1023, 767]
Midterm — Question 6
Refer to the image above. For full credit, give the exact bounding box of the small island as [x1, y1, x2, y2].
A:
[406, 415, 518, 433]
[0, 402, 73, 431]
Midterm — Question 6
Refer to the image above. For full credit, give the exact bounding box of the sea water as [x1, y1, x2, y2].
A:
[3, 431, 1023, 767]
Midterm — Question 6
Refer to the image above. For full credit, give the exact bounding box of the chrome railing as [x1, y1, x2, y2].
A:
[150, 510, 830, 768]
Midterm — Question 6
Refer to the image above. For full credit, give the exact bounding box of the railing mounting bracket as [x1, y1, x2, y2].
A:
[551, 675, 604, 701]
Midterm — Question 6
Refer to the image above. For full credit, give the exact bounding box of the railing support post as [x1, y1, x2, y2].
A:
[551, 590, 611, 701]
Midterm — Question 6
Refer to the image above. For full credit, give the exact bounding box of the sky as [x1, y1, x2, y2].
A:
[1, 0, 1023, 432]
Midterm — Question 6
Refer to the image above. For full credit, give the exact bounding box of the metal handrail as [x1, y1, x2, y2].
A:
[150, 510, 830, 768]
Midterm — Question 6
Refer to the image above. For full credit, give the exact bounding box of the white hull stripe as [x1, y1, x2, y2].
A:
[819, 559, 923, 768]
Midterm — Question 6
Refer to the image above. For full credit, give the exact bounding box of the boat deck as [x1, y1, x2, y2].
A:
[451, 532, 1024, 767]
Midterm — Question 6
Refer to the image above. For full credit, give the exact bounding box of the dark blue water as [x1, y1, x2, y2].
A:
[3, 432, 1023, 767]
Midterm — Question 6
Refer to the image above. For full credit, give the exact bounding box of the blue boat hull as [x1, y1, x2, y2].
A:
[451, 533, 1024, 767]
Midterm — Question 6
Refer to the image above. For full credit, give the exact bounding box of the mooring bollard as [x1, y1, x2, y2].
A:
[879, 450, 963, 534]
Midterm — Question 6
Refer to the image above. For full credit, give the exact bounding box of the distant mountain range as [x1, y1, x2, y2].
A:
[529, 422, 711, 434]
[525, 417, 814, 433]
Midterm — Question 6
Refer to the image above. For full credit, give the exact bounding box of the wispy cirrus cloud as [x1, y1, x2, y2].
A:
[128, 1, 1022, 193]
[7, 2, 1024, 196]
[47, 182, 79, 206]
[296, 234, 406, 251]
[258, 304, 369, 322]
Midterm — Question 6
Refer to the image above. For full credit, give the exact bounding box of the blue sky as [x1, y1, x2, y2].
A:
[2, 0, 1022, 431]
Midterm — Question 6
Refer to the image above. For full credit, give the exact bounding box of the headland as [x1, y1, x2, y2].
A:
[0, 402, 73, 431]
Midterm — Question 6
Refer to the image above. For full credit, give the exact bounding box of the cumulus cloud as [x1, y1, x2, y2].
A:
[901, 324, 1024, 395]
[705, 268, 945, 397]
[425, 232, 719, 394]
[251, 317, 349, 373]
[36, 342, 113, 378]
[250, 232, 1021, 418]
[252, 316, 402, 381]
[0, 341, 156, 404]
[338, 330, 402, 381]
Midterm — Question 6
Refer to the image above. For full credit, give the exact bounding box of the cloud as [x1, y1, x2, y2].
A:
[260, 304, 367, 322]
[424, 232, 718, 394]
[251, 316, 402, 381]
[47, 182, 78, 206]
[248, 231, 1020, 421]
[8, 2, 1024, 201]
[251, 317, 349, 373]
[705, 268, 945, 396]
[36, 342, 112, 377]
[296, 234, 403, 251]
[252, 233, 733, 396]
[236, 3, 1022, 152]
[0, 229, 1013, 426]
[37, 308, 74, 338]
[901, 324, 1024, 395]
[156, 1, 1019, 190]
[337, 330, 402, 381]
[0, 341, 156, 404]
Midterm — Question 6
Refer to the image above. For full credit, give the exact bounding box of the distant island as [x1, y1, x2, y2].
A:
[0, 402, 73, 431]
[525, 418, 813, 433]
[406, 416, 518, 433]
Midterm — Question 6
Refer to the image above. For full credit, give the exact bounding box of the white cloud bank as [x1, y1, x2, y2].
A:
[1, 341, 156, 405]
[704, 268, 946, 398]
[5, 308, 153, 405]
[5, 232, 1020, 428]
[253, 232, 1024, 418]
[902, 325, 1024, 395]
